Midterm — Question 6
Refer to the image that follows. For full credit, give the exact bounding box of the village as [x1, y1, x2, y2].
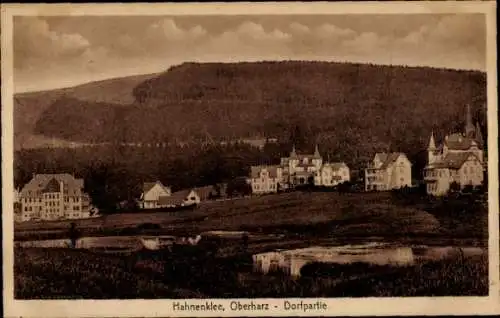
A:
[13, 105, 487, 223]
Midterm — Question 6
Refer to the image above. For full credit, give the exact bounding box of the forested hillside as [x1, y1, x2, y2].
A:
[31, 61, 486, 168]
[14, 73, 158, 149]
[14, 61, 487, 212]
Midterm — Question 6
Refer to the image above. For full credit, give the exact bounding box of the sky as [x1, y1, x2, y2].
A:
[13, 14, 486, 93]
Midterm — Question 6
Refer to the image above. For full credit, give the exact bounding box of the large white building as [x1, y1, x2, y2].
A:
[249, 145, 350, 194]
[18, 173, 95, 222]
[364, 152, 412, 191]
[423, 105, 485, 196]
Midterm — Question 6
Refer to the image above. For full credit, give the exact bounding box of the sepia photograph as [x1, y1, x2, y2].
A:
[2, 2, 498, 317]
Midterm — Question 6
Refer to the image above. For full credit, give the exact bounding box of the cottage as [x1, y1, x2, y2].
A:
[158, 189, 201, 208]
[316, 162, 350, 187]
[139, 181, 172, 209]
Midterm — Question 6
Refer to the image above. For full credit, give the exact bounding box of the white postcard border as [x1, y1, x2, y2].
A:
[2, 2, 498, 317]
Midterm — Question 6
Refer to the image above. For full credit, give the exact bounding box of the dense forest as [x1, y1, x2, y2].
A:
[14, 61, 487, 211]
[14, 142, 284, 212]
[30, 61, 487, 164]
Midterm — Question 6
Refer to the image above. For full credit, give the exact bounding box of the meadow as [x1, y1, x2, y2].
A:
[14, 246, 487, 299]
[13, 190, 487, 299]
[14, 191, 486, 244]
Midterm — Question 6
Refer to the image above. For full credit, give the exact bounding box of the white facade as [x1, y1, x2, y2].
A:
[315, 163, 350, 187]
[249, 166, 282, 194]
[365, 153, 412, 191]
[424, 106, 485, 196]
[19, 174, 93, 222]
[249, 145, 351, 194]
[183, 190, 201, 206]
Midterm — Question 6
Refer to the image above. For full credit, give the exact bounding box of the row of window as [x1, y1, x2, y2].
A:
[426, 166, 481, 178]
[44, 193, 60, 199]
[22, 196, 82, 203]
[24, 205, 80, 212]
[427, 184, 439, 193]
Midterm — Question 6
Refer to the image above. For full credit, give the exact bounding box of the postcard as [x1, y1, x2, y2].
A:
[2, 1, 498, 317]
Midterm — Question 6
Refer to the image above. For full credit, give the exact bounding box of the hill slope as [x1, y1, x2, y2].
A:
[24, 61, 487, 167]
[14, 73, 160, 149]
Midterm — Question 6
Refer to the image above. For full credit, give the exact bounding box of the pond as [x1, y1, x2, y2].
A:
[15, 235, 169, 251]
[252, 242, 485, 277]
[14, 230, 282, 251]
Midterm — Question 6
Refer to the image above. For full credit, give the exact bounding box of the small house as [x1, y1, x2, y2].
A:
[139, 181, 172, 209]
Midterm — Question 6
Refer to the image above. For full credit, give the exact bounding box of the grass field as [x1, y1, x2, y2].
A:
[14, 247, 487, 298]
[14, 191, 486, 243]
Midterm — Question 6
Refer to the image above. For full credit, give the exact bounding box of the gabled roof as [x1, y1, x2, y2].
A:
[250, 165, 280, 178]
[20, 174, 84, 197]
[371, 152, 408, 170]
[380, 153, 403, 169]
[158, 190, 192, 206]
[444, 133, 480, 150]
[143, 181, 170, 194]
[192, 185, 215, 201]
[430, 152, 479, 170]
[43, 178, 61, 193]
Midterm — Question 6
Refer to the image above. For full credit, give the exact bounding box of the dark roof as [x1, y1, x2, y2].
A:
[20, 174, 84, 197]
[444, 133, 480, 150]
[158, 190, 191, 206]
[380, 153, 403, 169]
[373, 152, 406, 169]
[192, 186, 214, 201]
[42, 178, 61, 193]
[430, 152, 479, 169]
[250, 165, 280, 178]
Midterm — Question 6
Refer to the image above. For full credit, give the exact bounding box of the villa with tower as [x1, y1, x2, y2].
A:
[423, 105, 485, 196]
[249, 145, 350, 194]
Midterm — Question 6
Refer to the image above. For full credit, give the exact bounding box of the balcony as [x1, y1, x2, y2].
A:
[423, 170, 438, 182]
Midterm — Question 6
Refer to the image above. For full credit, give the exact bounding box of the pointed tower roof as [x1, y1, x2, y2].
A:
[290, 144, 297, 158]
[313, 144, 321, 158]
[428, 131, 437, 150]
[465, 104, 475, 138]
[475, 122, 484, 146]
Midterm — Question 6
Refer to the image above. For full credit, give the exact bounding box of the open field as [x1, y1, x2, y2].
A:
[14, 191, 487, 243]
[14, 248, 202, 299]
[14, 247, 487, 298]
